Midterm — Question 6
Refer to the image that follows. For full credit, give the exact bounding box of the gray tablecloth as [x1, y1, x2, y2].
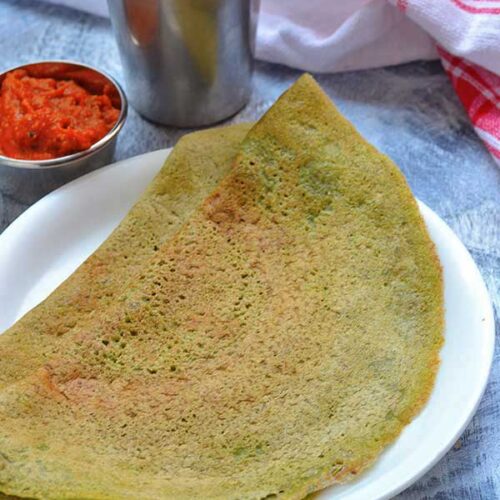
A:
[0, 0, 498, 498]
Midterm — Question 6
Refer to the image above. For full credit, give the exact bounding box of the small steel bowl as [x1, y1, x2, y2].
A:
[0, 60, 127, 205]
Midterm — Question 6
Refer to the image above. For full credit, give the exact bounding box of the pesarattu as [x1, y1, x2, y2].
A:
[0, 75, 443, 499]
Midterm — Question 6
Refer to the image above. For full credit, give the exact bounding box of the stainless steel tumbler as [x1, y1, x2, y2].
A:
[107, 0, 257, 127]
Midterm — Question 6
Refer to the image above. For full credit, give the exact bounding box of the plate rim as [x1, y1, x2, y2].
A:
[0, 149, 172, 245]
[381, 201, 495, 500]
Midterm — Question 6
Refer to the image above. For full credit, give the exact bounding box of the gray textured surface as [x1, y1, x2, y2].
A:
[0, 0, 499, 498]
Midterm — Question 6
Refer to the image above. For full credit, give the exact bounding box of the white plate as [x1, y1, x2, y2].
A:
[0, 150, 494, 500]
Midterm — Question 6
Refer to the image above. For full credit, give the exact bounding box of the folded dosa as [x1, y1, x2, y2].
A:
[0, 76, 443, 499]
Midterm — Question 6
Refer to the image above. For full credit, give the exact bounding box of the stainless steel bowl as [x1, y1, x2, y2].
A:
[0, 60, 127, 205]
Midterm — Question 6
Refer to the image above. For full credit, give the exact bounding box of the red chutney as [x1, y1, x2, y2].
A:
[0, 69, 120, 160]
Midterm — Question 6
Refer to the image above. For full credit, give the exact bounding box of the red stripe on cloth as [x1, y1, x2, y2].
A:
[451, 0, 500, 14]
[480, 136, 500, 159]
[438, 46, 500, 163]
[439, 50, 500, 101]
[438, 47, 500, 107]
[396, 0, 409, 12]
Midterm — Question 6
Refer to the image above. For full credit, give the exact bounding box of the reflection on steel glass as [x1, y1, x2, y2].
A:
[107, 0, 258, 127]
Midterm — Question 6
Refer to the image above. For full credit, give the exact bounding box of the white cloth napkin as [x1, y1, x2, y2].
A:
[256, 0, 438, 72]
[40, 0, 500, 75]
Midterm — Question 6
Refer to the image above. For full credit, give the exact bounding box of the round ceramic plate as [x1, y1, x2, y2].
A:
[0, 150, 494, 500]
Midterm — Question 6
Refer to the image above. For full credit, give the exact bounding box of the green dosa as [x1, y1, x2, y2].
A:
[0, 75, 443, 499]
